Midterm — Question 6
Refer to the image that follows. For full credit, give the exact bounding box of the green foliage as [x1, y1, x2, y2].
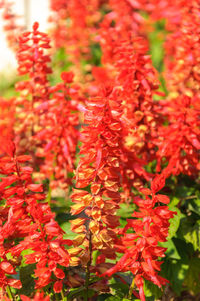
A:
[90, 42, 102, 66]
[149, 20, 166, 72]
[143, 280, 162, 299]
[179, 218, 200, 251]
[161, 258, 189, 295]
[19, 264, 35, 296]
[168, 202, 184, 239]
[184, 256, 200, 295]
[67, 287, 96, 299]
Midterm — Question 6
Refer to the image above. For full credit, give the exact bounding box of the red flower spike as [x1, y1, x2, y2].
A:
[0, 139, 71, 294]
[70, 87, 124, 268]
[155, 95, 200, 177]
[0, 0, 23, 51]
[14, 22, 52, 160]
[35, 72, 80, 190]
[102, 173, 176, 300]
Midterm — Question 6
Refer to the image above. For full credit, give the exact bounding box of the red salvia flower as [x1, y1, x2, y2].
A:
[70, 86, 123, 270]
[102, 174, 176, 301]
[0, 0, 23, 51]
[21, 290, 50, 301]
[156, 95, 200, 177]
[35, 72, 80, 190]
[14, 22, 52, 155]
[0, 138, 72, 297]
[164, 1, 200, 98]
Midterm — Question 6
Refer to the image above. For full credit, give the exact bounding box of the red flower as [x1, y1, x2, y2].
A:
[102, 174, 176, 300]
[0, 139, 72, 295]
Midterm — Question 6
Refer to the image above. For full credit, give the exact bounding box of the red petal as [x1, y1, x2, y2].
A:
[17, 155, 32, 162]
[0, 261, 15, 274]
[156, 194, 170, 204]
[54, 268, 65, 279]
[140, 188, 151, 195]
[7, 279, 22, 289]
[27, 184, 43, 192]
[53, 280, 63, 293]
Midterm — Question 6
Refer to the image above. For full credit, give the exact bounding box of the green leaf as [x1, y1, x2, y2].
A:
[61, 221, 76, 240]
[184, 257, 200, 295]
[181, 220, 200, 251]
[97, 294, 113, 301]
[172, 238, 191, 262]
[67, 287, 95, 299]
[19, 264, 35, 296]
[118, 203, 136, 219]
[188, 198, 200, 216]
[144, 280, 162, 299]
[160, 239, 181, 260]
[110, 282, 129, 298]
[168, 206, 184, 239]
[161, 258, 189, 295]
[104, 297, 122, 301]
[169, 197, 180, 207]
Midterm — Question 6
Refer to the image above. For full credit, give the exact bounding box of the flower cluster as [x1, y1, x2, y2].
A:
[35, 72, 80, 190]
[164, 1, 200, 98]
[0, 1, 199, 300]
[0, 0, 23, 51]
[156, 95, 200, 177]
[14, 22, 52, 155]
[0, 139, 71, 298]
[102, 174, 176, 301]
[70, 87, 123, 267]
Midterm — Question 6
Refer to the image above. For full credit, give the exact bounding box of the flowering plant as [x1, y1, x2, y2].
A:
[0, 0, 199, 300]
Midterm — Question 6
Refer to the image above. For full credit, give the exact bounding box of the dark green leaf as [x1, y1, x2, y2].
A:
[184, 257, 200, 295]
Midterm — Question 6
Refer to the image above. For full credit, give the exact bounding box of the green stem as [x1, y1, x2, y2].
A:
[128, 277, 135, 300]
[61, 289, 68, 300]
[47, 185, 52, 206]
[7, 286, 13, 300]
[85, 230, 92, 301]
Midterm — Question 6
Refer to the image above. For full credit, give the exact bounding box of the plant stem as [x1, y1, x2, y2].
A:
[7, 286, 13, 300]
[85, 229, 92, 301]
[128, 277, 135, 300]
[61, 289, 67, 300]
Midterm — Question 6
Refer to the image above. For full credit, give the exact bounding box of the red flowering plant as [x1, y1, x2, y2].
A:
[0, 138, 72, 299]
[49, 0, 105, 82]
[35, 71, 80, 191]
[0, 0, 24, 51]
[101, 174, 176, 301]
[113, 38, 163, 191]
[93, 30, 164, 201]
[14, 22, 52, 155]
[156, 95, 200, 177]
[0, 97, 15, 142]
[0, 0, 199, 300]
[164, 1, 200, 98]
[69, 86, 124, 294]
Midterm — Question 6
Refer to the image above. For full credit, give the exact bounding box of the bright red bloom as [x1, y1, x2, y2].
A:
[35, 72, 80, 190]
[102, 174, 176, 301]
[156, 95, 200, 177]
[14, 22, 52, 158]
[70, 86, 124, 268]
[0, 139, 72, 296]
[21, 291, 50, 301]
[164, 1, 200, 97]
[0, 0, 23, 51]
